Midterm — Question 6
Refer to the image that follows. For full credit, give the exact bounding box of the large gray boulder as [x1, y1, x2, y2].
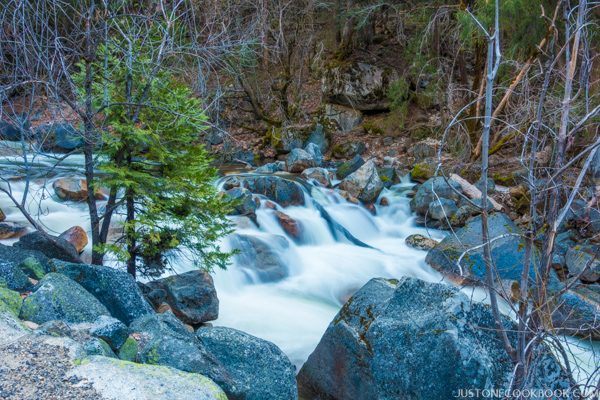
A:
[49, 260, 154, 325]
[222, 175, 305, 207]
[15, 231, 81, 263]
[0, 260, 31, 291]
[0, 243, 49, 282]
[89, 315, 129, 351]
[144, 270, 219, 326]
[20, 273, 110, 324]
[196, 327, 298, 400]
[304, 142, 323, 166]
[286, 148, 317, 173]
[338, 160, 383, 203]
[228, 234, 289, 282]
[410, 176, 462, 215]
[298, 277, 574, 400]
[322, 62, 399, 111]
[425, 213, 555, 286]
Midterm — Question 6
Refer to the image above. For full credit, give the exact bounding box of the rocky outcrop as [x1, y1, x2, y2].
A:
[15, 231, 81, 263]
[298, 277, 574, 400]
[222, 175, 305, 207]
[196, 326, 298, 400]
[322, 62, 399, 111]
[20, 273, 110, 324]
[228, 234, 289, 282]
[338, 160, 383, 203]
[324, 104, 362, 134]
[286, 148, 317, 173]
[49, 260, 154, 325]
[144, 270, 219, 326]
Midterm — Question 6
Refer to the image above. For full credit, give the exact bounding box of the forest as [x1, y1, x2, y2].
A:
[0, 0, 598, 399]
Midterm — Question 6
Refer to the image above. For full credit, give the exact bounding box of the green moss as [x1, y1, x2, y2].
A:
[145, 344, 161, 365]
[410, 162, 435, 182]
[0, 287, 22, 316]
[19, 257, 46, 280]
[362, 120, 385, 135]
[118, 337, 139, 362]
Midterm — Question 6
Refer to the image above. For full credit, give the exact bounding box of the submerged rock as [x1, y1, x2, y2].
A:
[298, 277, 573, 400]
[20, 273, 110, 324]
[49, 260, 154, 325]
[144, 270, 219, 326]
[274, 211, 302, 239]
[338, 160, 383, 203]
[229, 234, 289, 282]
[196, 327, 298, 400]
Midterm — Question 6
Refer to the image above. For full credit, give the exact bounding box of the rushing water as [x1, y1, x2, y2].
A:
[0, 146, 597, 384]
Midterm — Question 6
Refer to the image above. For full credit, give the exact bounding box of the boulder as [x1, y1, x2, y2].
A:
[286, 148, 317, 173]
[332, 141, 366, 159]
[196, 327, 298, 400]
[552, 285, 600, 340]
[255, 161, 285, 174]
[221, 176, 305, 207]
[20, 273, 110, 324]
[144, 270, 219, 326]
[0, 243, 49, 281]
[428, 198, 458, 221]
[407, 139, 440, 162]
[410, 176, 462, 215]
[53, 178, 105, 202]
[565, 245, 600, 283]
[58, 226, 88, 253]
[304, 142, 323, 166]
[322, 62, 399, 111]
[129, 313, 234, 396]
[336, 155, 365, 179]
[68, 356, 228, 400]
[301, 167, 334, 187]
[298, 277, 573, 400]
[229, 234, 289, 282]
[224, 187, 258, 219]
[425, 213, 557, 287]
[0, 260, 31, 291]
[274, 211, 302, 239]
[36, 123, 83, 152]
[49, 260, 154, 325]
[324, 104, 362, 134]
[0, 222, 27, 239]
[410, 161, 436, 183]
[405, 234, 438, 251]
[89, 315, 129, 351]
[338, 160, 383, 203]
[83, 338, 116, 357]
[15, 231, 81, 263]
[377, 167, 398, 188]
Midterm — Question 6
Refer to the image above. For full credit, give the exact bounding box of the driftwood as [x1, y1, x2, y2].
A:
[449, 173, 503, 211]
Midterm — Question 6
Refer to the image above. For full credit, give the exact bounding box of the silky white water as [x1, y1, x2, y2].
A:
[0, 147, 597, 385]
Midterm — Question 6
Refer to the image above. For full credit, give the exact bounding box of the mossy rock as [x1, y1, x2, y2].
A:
[410, 162, 435, 183]
[0, 287, 22, 316]
[118, 336, 140, 362]
[84, 338, 116, 358]
[19, 257, 46, 280]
